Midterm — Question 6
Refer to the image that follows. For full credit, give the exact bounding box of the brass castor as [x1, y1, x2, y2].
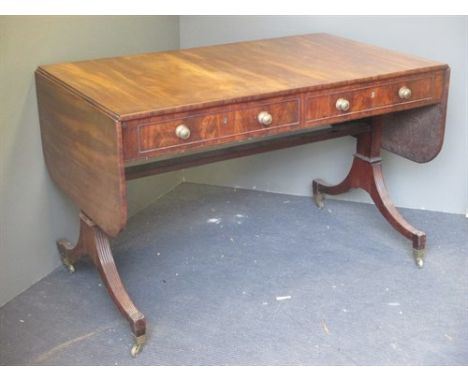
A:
[314, 192, 325, 209]
[57, 240, 76, 273]
[65, 263, 76, 273]
[131, 335, 146, 357]
[413, 248, 425, 268]
[61, 255, 75, 273]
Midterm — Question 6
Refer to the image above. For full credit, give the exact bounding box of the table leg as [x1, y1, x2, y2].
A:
[312, 119, 426, 268]
[57, 212, 146, 356]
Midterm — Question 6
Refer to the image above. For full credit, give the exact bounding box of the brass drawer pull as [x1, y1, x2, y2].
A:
[257, 111, 273, 126]
[175, 124, 191, 140]
[398, 86, 412, 100]
[336, 98, 350, 112]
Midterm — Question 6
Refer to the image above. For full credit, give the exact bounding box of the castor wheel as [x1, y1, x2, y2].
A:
[131, 343, 142, 357]
[130, 335, 146, 357]
[57, 240, 77, 273]
[413, 248, 425, 268]
[415, 258, 424, 268]
[314, 191, 325, 209]
[64, 262, 76, 273]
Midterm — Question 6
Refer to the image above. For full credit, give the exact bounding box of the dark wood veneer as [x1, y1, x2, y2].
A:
[125, 96, 301, 160]
[36, 71, 127, 237]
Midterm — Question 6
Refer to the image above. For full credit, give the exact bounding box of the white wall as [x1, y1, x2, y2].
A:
[180, 16, 468, 215]
[0, 16, 181, 307]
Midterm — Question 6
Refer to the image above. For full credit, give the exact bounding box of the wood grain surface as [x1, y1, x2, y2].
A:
[37, 33, 447, 121]
[122, 95, 300, 160]
[381, 67, 450, 162]
[36, 71, 127, 237]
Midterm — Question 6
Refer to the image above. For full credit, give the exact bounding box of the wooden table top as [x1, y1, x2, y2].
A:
[37, 33, 446, 121]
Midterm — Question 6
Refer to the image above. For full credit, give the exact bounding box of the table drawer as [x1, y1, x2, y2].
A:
[137, 112, 229, 153]
[305, 73, 438, 123]
[124, 98, 300, 160]
[232, 99, 299, 132]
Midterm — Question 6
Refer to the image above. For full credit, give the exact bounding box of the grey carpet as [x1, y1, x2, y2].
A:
[1, 182, 467, 365]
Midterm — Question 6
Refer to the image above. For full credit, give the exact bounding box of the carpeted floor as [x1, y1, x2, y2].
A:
[1, 182, 467, 365]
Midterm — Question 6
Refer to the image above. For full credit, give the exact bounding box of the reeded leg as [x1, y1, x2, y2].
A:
[312, 120, 427, 267]
[57, 212, 147, 356]
[367, 165, 426, 267]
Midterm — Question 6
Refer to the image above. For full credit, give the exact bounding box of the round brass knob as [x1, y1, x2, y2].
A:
[398, 86, 412, 100]
[175, 124, 191, 140]
[336, 98, 350, 112]
[257, 111, 273, 126]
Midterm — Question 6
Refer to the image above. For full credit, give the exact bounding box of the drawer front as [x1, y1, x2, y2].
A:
[232, 100, 299, 132]
[138, 112, 229, 152]
[305, 74, 437, 123]
[123, 98, 300, 160]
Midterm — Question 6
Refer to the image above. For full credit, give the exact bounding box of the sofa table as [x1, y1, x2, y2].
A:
[35, 33, 450, 356]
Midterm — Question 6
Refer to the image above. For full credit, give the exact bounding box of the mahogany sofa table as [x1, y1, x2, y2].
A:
[35, 34, 450, 356]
